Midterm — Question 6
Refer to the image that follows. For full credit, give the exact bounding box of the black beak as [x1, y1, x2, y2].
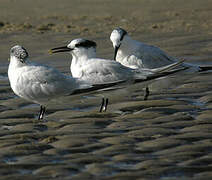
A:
[113, 45, 120, 60]
[49, 46, 72, 54]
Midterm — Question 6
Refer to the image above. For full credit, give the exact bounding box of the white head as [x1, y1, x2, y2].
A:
[50, 38, 97, 59]
[110, 27, 128, 60]
[10, 45, 29, 64]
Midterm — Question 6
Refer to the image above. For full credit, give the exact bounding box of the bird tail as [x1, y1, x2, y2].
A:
[133, 59, 185, 80]
[132, 59, 187, 82]
[199, 66, 212, 72]
[149, 59, 185, 73]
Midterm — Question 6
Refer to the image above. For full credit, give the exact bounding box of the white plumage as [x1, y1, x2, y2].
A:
[50, 38, 184, 84]
[8, 45, 92, 119]
[110, 27, 199, 71]
[50, 38, 184, 112]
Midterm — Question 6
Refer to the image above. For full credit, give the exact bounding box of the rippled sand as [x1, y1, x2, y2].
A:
[0, 0, 212, 179]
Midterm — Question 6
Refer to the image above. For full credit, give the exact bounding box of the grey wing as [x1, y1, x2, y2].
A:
[23, 64, 79, 97]
[81, 59, 136, 84]
[136, 43, 177, 69]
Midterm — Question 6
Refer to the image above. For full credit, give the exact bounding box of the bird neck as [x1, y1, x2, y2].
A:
[70, 48, 96, 78]
[71, 48, 96, 66]
[121, 35, 135, 50]
[118, 36, 136, 58]
[9, 56, 26, 68]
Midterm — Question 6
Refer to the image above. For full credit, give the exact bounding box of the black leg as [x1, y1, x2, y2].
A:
[40, 106, 46, 120]
[99, 98, 105, 112]
[144, 87, 150, 101]
[38, 105, 46, 120]
[38, 105, 43, 120]
[103, 98, 109, 112]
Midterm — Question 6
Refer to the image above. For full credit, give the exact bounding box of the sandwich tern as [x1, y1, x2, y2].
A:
[110, 27, 212, 71]
[8, 45, 95, 120]
[50, 38, 184, 111]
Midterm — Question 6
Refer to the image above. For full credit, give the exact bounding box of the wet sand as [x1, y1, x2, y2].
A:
[0, 0, 212, 179]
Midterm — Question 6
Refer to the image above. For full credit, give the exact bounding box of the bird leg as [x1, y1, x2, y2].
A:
[40, 106, 46, 120]
[103, 98, 109, 112]
[99, 98, 109, 112]
[143, 86, 150, 101]
[99, 98, 105, 112]
[38, 105, 46, 120]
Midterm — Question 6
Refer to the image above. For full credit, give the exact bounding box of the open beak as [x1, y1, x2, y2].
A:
[49, 46, 72, 54]
[113, 45, 120, 60]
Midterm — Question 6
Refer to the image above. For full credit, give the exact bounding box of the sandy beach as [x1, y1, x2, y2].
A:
[0, 0, 212, 179]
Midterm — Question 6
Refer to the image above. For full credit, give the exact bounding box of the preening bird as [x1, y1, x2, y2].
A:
[110, 27, 211, 72]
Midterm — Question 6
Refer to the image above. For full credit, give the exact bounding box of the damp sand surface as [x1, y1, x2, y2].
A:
[0, 0, 212, 179]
